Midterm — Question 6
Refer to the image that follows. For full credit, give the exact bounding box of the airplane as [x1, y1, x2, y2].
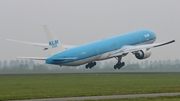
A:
[5, 24, 175, 69]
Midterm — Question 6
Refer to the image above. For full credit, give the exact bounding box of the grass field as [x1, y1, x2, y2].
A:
[0, 73, 180, 100]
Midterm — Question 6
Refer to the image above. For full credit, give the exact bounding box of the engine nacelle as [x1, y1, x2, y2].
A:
[134, 49, 151, 60]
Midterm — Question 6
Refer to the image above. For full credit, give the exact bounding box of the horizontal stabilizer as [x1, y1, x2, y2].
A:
[4, 39, 75, 50]
[5, 39, 48, 47]
[17, 57, 47, 60]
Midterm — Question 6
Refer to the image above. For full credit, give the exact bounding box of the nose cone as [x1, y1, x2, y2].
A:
[150, 31, 156, 40]
[141, 30, 156, 40]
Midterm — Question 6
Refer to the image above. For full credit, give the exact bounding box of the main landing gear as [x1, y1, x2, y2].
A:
[86, 62, 96, 69]
[114, 56, 125, 69]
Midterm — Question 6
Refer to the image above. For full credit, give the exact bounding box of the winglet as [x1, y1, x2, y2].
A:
[154, 40, 175, 47]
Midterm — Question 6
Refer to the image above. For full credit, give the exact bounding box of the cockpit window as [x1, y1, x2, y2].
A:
[144, 34, 150, 37]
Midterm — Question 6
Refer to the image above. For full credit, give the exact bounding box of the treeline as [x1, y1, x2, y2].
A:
[0, 59, 180, 72]
[104, 59, 180, 70]
[0, 60, 85, 72]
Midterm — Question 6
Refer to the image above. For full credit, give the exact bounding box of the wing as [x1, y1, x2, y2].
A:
[108, 40, 175, 57]
[5, 39, 75, 50]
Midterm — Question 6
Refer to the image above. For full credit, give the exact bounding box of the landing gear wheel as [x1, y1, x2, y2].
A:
[114, 65, 117, 69]
[85, 61, 97, 69]
[114, 56, 125, 69]
[85, 65, 89, 69]
[121, 62, 125, 66]
[93, 62, 96, 66]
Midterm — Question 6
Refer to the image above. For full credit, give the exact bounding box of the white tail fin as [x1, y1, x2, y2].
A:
[43, 24, 65, 55]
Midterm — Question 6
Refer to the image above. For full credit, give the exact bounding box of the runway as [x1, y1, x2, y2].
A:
[1, 72, 180, 76]
[13, 92, 180, 101]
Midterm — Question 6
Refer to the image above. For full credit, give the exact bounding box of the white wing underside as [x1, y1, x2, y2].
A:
[108, 40, 175, 58]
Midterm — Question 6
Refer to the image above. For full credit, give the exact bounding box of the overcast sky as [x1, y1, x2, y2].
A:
[0, 0, 179, 63]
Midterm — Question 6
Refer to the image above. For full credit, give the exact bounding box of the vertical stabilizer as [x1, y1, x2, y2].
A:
[43, 24, 65, 55]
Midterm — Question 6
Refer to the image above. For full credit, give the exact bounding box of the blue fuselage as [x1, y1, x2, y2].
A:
[46, 30, 156, 66]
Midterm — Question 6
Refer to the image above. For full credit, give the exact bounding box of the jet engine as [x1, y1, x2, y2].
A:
[134, 49, 151, 60]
